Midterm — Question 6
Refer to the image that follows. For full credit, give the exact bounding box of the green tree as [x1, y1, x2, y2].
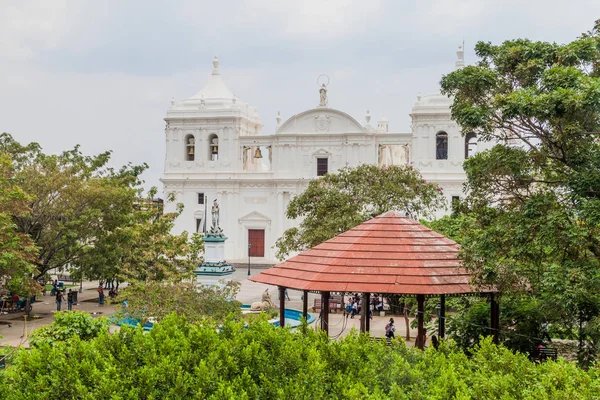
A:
[115, 280, 241, 325]
[1, 134, 199, 285]
[0, 154, 38, 295]
[275, 164, 445, 259]
[78, 190, 203, 284]
[0, 133, 146, 280]
[440, 20, 600, 364]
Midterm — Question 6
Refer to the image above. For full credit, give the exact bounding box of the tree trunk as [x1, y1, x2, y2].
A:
[24, 297, 31, 318]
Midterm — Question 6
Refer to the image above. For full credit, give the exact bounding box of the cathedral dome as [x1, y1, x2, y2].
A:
[166, 57, 261, 125]
[188, 57, 234, 100]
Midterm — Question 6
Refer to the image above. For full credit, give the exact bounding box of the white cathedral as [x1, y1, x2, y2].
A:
[162, 47, 485, 266]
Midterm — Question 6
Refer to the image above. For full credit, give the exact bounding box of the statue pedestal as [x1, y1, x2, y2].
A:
[194, 235, 235, 277]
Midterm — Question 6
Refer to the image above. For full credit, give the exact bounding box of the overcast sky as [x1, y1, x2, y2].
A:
[2, 0, 598, 189]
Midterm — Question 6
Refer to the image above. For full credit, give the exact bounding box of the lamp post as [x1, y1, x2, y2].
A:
[248, 243, 251, 276]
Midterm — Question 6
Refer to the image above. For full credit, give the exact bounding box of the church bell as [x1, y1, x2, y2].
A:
[253, 147, 263, 159]
[187, 146, 195, 155]
[211, 145, 218, 154]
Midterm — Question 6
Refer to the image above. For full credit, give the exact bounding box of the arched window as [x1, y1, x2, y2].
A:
[465, 132, 477, 159]
[436, 131, 448, 160]
[185, 135, 195, 161]
[208, 134, 219, 161]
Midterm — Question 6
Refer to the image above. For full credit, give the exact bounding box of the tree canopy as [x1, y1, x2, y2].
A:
[438, 20, 600, 363]
[0, 154, 38, 295]
[115, 280, 242, 325]
[276, 164, 445, 259]
[0, 133, 199, 290]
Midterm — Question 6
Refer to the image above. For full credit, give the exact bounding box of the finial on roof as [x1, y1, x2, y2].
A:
[212, 56, 220, 75]
[365, 110, 371, 124]
[455, 44, 465, 70]
[276, 111, 282, 127]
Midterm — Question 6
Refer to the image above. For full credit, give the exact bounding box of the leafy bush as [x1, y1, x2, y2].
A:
[113, 280, 242, 325]
[28, 311, 108, 348]
[3, 314, 599, 399]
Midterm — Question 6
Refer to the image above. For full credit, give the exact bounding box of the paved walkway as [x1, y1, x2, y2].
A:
[0, 281, 117, 348]
[0, 269, 419, 348]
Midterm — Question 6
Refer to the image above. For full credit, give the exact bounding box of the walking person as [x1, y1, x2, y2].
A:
[385, 318, 396, 340]
[350, 300, 359, 319]
[345, 299, 352, 318]
[97, 286, 105, 306]
[55, 290, 65, 312]
[541, 321, 552, 343]
[67, 289, 74, 311]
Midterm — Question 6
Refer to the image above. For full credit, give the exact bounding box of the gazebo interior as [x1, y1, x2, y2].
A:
[250, 211, 499, 348]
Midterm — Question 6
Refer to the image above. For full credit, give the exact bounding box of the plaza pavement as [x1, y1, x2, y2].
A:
[0, 269, 419, 348]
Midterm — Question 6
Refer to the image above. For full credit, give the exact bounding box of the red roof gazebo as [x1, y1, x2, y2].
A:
[251, 211, 499, 348]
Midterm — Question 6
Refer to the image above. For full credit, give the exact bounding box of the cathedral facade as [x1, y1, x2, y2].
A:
[162, 49, 483, 266]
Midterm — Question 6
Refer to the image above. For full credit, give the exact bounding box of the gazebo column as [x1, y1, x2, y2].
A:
[321, 291, 330, 334]
[439, 294, 446, 339]
[490, 293, 500, 344]
[360, 292, 370, 333]
[278, 286, 286, 328]
[302, 290, 309, 322]
[417, 294, 425, 350]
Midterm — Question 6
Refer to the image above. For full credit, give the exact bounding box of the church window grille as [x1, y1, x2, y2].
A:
[317, 158, 328, 176]
[198, 193, 205, 204]
[436, 131, 448, 160]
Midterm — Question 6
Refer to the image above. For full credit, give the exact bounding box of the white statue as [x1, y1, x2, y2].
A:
[209, 199, 222, 234]
[319, 84, 328, 107]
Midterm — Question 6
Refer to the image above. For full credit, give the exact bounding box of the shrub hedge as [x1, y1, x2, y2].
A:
[1, 314, 599, 399]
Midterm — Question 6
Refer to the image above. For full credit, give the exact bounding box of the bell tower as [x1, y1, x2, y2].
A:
[163, 57, 262, 174]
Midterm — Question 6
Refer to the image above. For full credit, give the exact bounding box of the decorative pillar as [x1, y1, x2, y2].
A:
[302, 290, 309, 322]
[417, 294, 425, 350]
[360, 293, 370, 333]
[490, 293, 499, 344]
[321, 291, 330, 334]
[279, 286, 286, 328]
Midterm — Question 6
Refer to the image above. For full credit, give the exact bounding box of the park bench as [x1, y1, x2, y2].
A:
[55, 275, 77, 285]
[530, 346, 558, 362]
[312, 297, 343, 313]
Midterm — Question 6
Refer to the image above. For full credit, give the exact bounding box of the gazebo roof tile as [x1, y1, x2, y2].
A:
[251, 211, 489, 295]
